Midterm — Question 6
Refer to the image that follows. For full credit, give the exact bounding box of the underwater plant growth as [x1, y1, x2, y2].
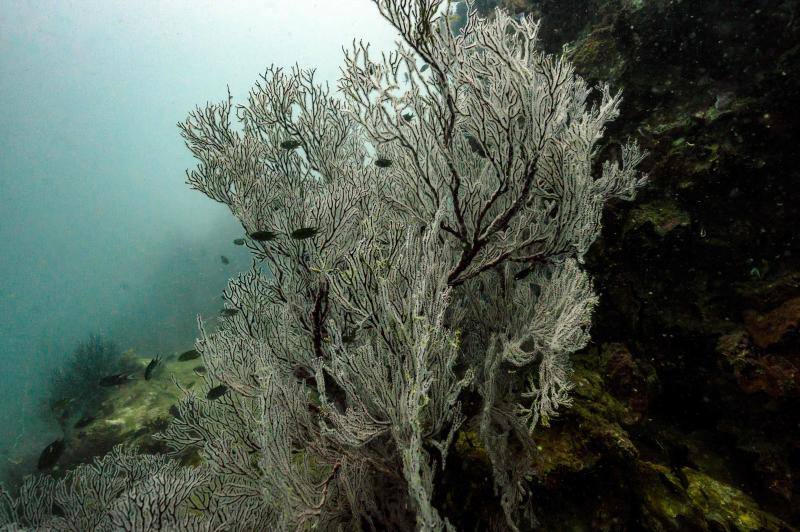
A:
[43, 335, 137, 432]
[0, 1, 644, 529]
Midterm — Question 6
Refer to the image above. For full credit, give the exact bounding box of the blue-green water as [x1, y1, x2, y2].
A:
[0, 0, 397, 476]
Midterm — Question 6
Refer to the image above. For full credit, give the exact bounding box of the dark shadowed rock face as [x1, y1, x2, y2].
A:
[443, 0, 800, 529]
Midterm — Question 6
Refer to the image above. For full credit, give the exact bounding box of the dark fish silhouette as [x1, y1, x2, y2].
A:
[193, 365, 206, 374]
[402, 113, 414, 122]
[98, 373, 135, 387]
[420, 63, 429, 72]
[466, 135, 487, 157]
[74, 415, 95, 429]
[514, 267, 533, 281]
[249, 230, 278, 242]
[38, 439, 65, 470]
[145, 355, 161, 381]
[220, 255, 230, 265]
[220, 308, 239, 317]
[168, 404, 181, 419]
[178, 349, 200, 361]
[206, 385, 228, 400]
[290, 227, 318, 240]
[233, 238, 245, 246]
[375, 158, 393, 168]
[280, 139, 302, 150]
[342, 330, 357, 344]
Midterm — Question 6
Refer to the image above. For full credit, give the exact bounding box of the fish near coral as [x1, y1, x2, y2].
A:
[280, 139, 302, 150]
[144, 355, 161, 380]
[38, 439, 65, 470]
[206, 384, 228, 400]
[290, 227, 319, 240]
[465, 134, 487, 157]
[249, 230, 279, 242]
[220, 255, 230, 265]
[178, 349, 200, 361]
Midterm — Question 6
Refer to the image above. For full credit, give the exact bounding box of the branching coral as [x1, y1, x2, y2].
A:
[43, 334, 137, 428]
[1, 1, 643, 530]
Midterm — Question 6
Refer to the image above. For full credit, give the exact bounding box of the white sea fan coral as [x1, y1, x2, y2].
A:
[1, 1, 643, 530]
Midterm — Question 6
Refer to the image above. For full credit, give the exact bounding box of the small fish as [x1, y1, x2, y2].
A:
[249, 230, 279, 241]
[220, 308, 239, 317]
[98, 373, 135, 387]
[193, 365, 206, 375]
[206, 384, 229, 400]
[145, 355, 161, 381]
[514, 267, 533, 281]
[233, 238, 245, 246]
[37, 439, 65, 470]
[290, 227, 319, 240]
[293, 366, 314, 382]
[466, 135, 487, 157]
[74, 415, 95, 429]
[375, 158, 393, 168]
[220, 255, 230, 265]
[280, 139, 302, 150]
[420, 63, 429, 72]
[342, 328, 356, 344]
[402, 113, 414, 122]
[178, 349, 200, 361]
[168, 404, 181, 419]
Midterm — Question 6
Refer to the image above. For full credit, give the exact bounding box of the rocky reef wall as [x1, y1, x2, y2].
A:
[452, 1, 800, 529]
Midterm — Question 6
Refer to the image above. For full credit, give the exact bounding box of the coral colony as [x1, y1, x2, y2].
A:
[0, 1, 643, 529]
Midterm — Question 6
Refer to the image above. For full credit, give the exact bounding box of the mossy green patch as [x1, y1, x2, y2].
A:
[454, 430, 489, 465]
[636, 461, 790, 531]
[623, 198, 691, 237]
[62, 350, 205, 468]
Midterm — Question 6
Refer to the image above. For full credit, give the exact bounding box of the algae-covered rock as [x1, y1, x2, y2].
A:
[443, 353, 790, 530]
[529, 354, 642, 482]
[600, 343, 660, 416]
[637, 461, 790, 531]
[717, 329, 800, 399]
[55, 350, 203, 473]
[743, 297, 800, 350]
[623, 199, 691, 238]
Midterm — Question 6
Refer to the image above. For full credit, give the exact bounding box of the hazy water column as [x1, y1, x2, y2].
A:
[0, 0, 398, 467]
